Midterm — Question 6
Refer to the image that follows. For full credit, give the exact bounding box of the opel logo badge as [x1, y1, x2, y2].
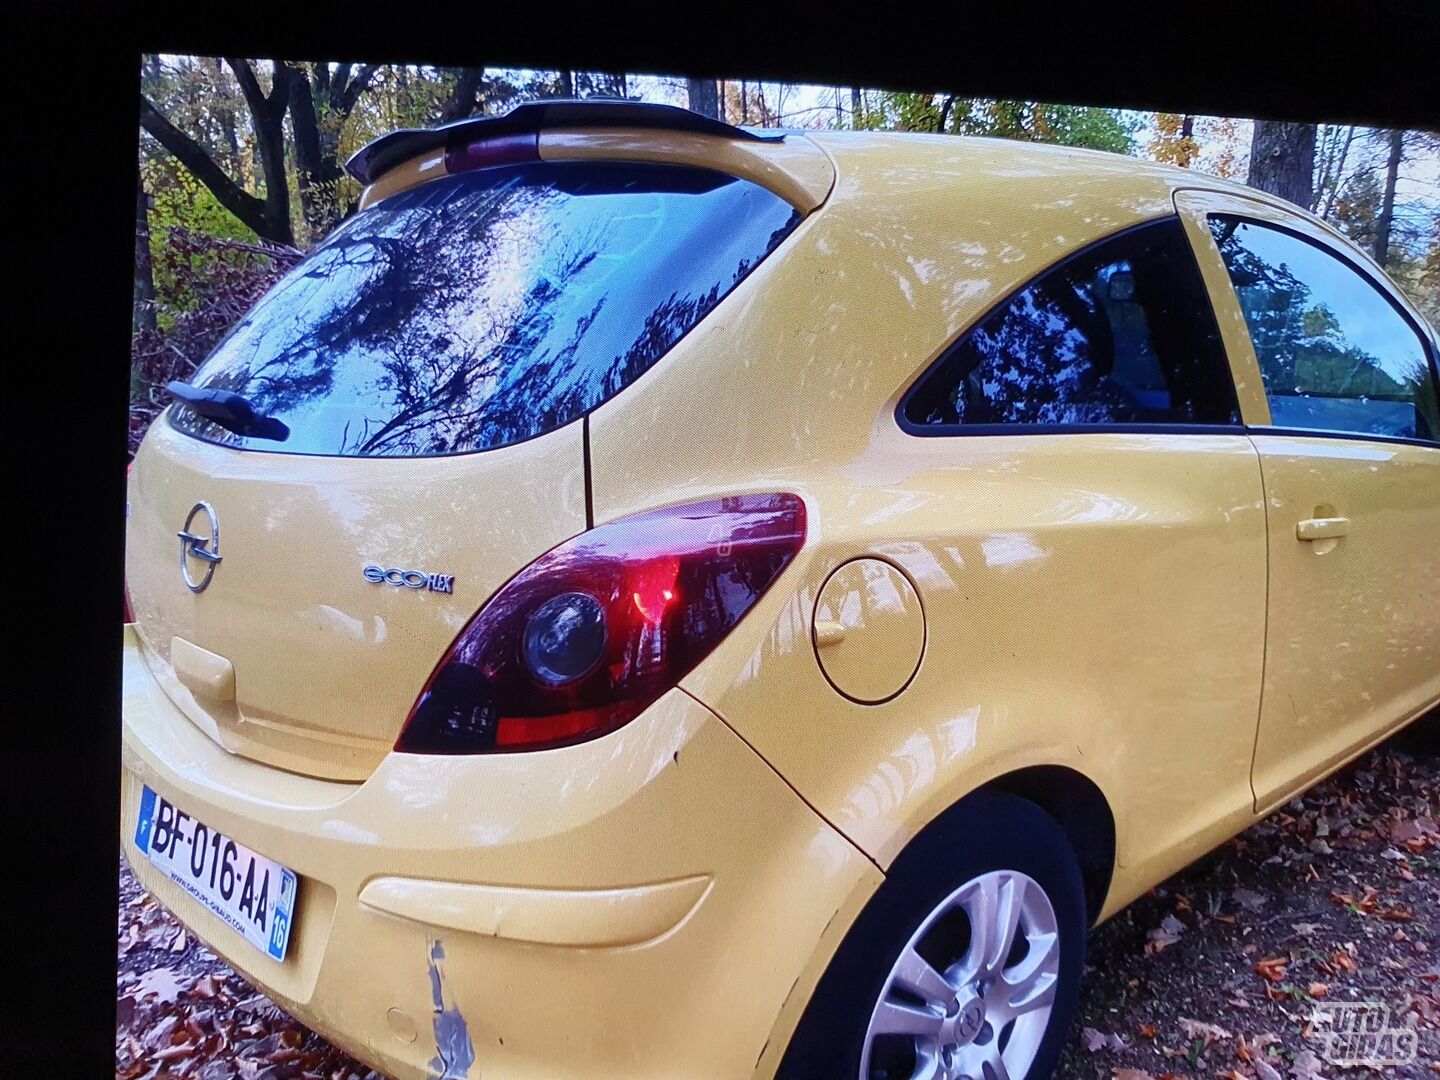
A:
[178, 501, 222, 592]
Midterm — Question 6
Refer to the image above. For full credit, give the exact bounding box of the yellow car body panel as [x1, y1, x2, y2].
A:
[1175, 189, 1440, 812]
[1243, 432, 1440, 809]
[122, 122, 1440, 1080]
[126, 417, 589, 781]
[589, 132, 1273, 916]
[122, 627, 883, 1080]
[669, 428, 1269, 918]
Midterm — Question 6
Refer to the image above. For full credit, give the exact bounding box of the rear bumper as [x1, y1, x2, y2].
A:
[120, 627, 881, 1080]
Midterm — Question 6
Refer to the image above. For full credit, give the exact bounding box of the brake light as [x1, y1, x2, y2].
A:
[395, 493, 806, 754]
[443, 131, 540, 175]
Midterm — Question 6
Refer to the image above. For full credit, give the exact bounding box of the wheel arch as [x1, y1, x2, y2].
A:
[977, 764, 1116, 925]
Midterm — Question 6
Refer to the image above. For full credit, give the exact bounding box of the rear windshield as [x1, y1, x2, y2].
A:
[169, 161, 803, 457]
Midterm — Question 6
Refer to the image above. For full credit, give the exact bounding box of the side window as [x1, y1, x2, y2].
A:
[1209, 215, 1440, 443]
[902, 218, 1241, 429]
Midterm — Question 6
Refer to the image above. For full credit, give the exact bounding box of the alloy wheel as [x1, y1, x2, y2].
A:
[859, 869, 1060, 1080]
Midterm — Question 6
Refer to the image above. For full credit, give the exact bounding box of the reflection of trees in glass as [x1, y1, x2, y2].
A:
[964, 281, 1115, 424]
[1209, 221, 1310, 391]
[172, 163, 800, 457]
[1210, 218, 1424, 400]
[908, 220, 1238, 427]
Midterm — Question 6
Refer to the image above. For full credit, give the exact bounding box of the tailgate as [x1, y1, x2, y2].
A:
[125, 418, 586, 781]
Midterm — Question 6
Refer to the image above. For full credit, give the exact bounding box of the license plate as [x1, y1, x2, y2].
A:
[133, 785, 297, 962]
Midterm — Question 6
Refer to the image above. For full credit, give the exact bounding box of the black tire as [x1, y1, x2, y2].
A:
[775, 791, 1088, 1080]
[1392, 705, 1438, 756]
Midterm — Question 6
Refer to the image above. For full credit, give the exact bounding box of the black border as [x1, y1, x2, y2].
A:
[14, 6, 1438, 1074]
[1254, 426, 1440, 451]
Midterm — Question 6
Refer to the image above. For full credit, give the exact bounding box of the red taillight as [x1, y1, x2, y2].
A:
[443, 131, 541, 175]
[395, 493, 807, 755]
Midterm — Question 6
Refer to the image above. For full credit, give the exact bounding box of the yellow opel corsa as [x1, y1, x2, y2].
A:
[122, 100, 1440, 1080]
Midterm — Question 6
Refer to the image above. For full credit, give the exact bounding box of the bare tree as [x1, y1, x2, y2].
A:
[209, 56, 243, 178]
[1314, 124, 1357, 221]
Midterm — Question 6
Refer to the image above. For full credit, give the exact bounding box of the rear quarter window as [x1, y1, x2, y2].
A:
[169, 161, 802, 457]
[901, 217, 1241, 431]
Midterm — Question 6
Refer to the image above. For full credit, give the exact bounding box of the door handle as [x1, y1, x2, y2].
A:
[1296, 516, 1350, 542]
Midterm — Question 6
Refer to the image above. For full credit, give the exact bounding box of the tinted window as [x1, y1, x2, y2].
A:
[1209, 215, 1439, 442]
[903, 218, 1240, 429]
[170, 162, 802, 457]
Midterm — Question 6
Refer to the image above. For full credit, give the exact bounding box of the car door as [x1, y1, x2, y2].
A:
[1177, 189, 1440, 812]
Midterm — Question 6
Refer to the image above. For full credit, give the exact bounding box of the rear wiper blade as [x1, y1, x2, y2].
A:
[166, 380, 290, 442]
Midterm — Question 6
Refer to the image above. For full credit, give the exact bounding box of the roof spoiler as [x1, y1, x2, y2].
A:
[345, 99, 784, 185]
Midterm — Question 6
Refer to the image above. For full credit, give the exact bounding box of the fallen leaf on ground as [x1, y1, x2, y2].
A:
[1178, 1016, 1231, 1046]
[1256, 956, 1289, 982]
[1233, 887, 1269, 913]
[128, 966, 190, 1005]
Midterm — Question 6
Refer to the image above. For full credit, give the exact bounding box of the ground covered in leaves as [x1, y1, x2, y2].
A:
[1057, 724, 1438, 1079]
[118, 729, 1438, 1079]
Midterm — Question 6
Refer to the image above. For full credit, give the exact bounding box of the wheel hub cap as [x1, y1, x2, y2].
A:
[858, 869, 1061, 1080]
[950, 998, 985, 1045]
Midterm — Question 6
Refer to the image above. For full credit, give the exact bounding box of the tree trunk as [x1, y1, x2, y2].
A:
[226, 59, 296, 246]
[938, 94, 957, 133]
[851, 87, 863, 129]
[441, 67, 485, 122]
[288, 70, 330, 238]
[559, 70, 574, 97]
[1246, 121, 1317, 210]
[686, 78, 719, 119]
[280, 61, 378, 241]
[1373, 128, 1404, 268]
[133, 180, 156, 332]
[251, 97, 292, 244]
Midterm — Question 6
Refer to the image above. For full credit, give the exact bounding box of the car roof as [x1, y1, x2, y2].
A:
[796, 127, 1369, 257]
[804, 128, 1261, 203]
